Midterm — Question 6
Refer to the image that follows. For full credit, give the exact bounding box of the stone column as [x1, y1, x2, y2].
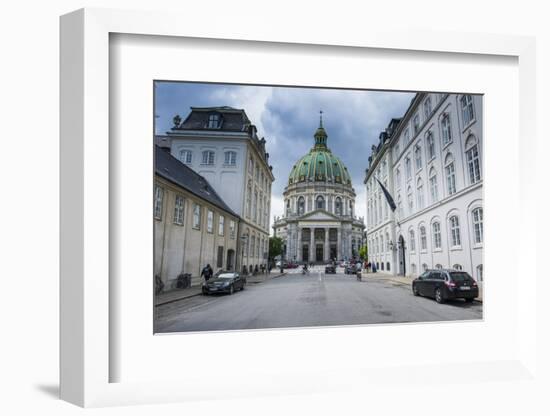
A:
[337, 228, 342, 260]
[297, 228, 302, 262]
[310, 227, 315, 263]
[324, 227, 330, 261]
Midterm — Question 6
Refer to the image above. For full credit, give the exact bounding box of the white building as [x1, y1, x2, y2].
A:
[156, 106, 274, 274]
[364, 93, 483, 283]
[273, 116, 365, 263]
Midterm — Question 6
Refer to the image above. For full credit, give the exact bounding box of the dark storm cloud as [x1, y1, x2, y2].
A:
[154, 81, 415, 219]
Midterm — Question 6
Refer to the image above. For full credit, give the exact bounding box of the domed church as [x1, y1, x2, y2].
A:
[272, 114, 365, 263]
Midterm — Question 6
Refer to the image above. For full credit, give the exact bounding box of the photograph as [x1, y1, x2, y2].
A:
[152, 82, 483, 333]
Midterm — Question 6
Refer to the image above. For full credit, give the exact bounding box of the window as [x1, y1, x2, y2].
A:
[395, 169, 401, 189]
[218, 215, 225, 236]
[395, 140, 401, 157]
[405, 156, 412, 181]
[429, 169, 438, 203]
[424, 97, 432, 119]
[248, 157, 254, 174]
[420, 226, 427, 251]
[154, 185, 164, 220]
[253, 191, 258, 223]
[472, 207, 483, 244]
[193, 203, 201, 229]
[404, 128, 410, 143]
[316, 195, 325, 210]
[432, 222, 441, 249]
[255, 166, 259, 181]
[441, 114, 452, 146]
[435, 264, 443, 270]
[229, 220, 236, 239]
[460, 94, 475, 125]
[411, 263, 417, 274]
[414, 144, 422, 170]
[407, 186, 414, 212]
[207, 210, 214, 233]
[417, 179, 424, 210]
[466, 143, 481, 184]
[173, 195, 184, 225]
[335, 197, 342, 215]
[224, 151, 236, 166]
[202, 150, 215, 165]
[445, 160, 457, 195]
[397, 195, 403, 219]
[217, 246, 224, 268]
[208, 113, 220, 128]
[246, 182, 252, 218]
[453, 264, 463, 271]
[409, 230, 416, 252]
[450, 215, 461, 246]
[422, 263, 428, 272]
[179, 150, 192, 164]
[285, 199, 290, 216]
[476, 264, 483, 281]
[413, 114, 420, 134]
[426, 131, 435, 160]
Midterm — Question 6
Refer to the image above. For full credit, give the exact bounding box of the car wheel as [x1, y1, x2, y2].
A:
[229, 285, 234, 295]
[435, 288, 445, 304]
[465, 297, 474, 303]
[413, 284, 419, 296]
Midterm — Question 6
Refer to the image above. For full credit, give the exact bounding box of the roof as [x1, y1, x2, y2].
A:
[154, 145, 239, 218]
[288, 121, 352, 186]
[173, 106, 251, 132]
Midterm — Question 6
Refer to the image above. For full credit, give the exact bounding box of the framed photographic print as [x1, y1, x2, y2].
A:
[60, 7, 538, 408]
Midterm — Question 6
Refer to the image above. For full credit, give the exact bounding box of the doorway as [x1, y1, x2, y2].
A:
[302, 245, 309, 263]
[316, 244, 324, 262]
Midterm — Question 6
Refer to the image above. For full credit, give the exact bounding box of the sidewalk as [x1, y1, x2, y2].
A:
[361, 271, 483, 302]
[155, 271, 286, 306]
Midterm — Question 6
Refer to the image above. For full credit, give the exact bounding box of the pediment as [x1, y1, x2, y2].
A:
[298, 210, 340, 221]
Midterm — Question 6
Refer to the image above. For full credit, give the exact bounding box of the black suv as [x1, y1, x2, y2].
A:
[412, 269, 479, 303]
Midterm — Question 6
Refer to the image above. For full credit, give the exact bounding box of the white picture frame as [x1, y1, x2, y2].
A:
[60, 8, 538, 408]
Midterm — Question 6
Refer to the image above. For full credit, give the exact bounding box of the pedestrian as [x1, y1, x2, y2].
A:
[268, 263, 273, 274]
[201, 263, 213, 283]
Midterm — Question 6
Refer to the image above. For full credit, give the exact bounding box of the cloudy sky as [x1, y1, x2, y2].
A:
[155, 82, 415, 230]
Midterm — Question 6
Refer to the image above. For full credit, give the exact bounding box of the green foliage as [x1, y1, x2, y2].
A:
[269, 236, 283, 260]
[358, 245, 368, 261]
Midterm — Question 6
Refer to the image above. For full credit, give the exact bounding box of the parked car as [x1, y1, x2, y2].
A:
[202, 272, 246, 295]
[276, 260, 288, 268]
[286, 262, 299, 269]
[412, 269, 479, 303]
[325, 264, 336, 274]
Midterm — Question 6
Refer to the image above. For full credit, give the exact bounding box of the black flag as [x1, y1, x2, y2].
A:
[376, 178, 397, 212]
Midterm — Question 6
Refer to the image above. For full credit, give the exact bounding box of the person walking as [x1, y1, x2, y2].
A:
[201, 264, 213, 283]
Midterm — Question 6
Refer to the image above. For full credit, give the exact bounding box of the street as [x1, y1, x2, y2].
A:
[154, 267, 482, 333]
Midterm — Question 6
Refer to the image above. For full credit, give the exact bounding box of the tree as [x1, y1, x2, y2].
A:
[269, 236, 283, 262]
[358, 245, 368, 261]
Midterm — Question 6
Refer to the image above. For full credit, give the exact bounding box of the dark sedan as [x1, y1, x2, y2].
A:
[202, 272, 246, 295]
[412, 269, 479, 303]
[325, 264, 336, 274]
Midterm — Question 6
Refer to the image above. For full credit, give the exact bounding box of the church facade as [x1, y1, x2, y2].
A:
[273, 117, 365, 263]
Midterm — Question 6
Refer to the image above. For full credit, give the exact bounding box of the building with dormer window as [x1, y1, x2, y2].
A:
[155, 106, 274, 274]
[273, 115, 365, 263]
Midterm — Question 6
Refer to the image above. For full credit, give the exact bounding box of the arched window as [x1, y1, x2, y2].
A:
[409, 229, 416, 252]
[441, 113, 452, 146]
[420, 226, 427, 251]
[472, 207, 483, 244]
[422, 263, 428, 272]
[429, 168, 438, 204]
[416, 178, 424, 210]
[426, 131, 436, 160]
[414, 144, 422, 170]
[224, 151, 237, 166]
[449, 215, 461, 246]
[465, 135, 481, 184]
[335, 197, 342, 215]
[413, 114, 420, 134]
[411, 263, 417, 275]
[386, 232, 390, 251]
[395, 168, 401, 189]
[380, 235, 385, 253]
[435, 264, 443, 270]
[407, 186, 414, 213]
[397, 194, 403, 219]
[445, 153, 457, 195]
[453, 264, 463, 270]
[247, 182, 252, 217]
[432, 222, 441, 249]
[297, 197, 305, 215]
[405, 156, 412, 180]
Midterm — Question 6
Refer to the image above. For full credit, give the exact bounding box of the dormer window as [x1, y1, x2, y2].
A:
[208, 113, 221, 129]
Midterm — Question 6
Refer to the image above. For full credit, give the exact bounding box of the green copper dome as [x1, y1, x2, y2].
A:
[288, 116, 351, 186]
